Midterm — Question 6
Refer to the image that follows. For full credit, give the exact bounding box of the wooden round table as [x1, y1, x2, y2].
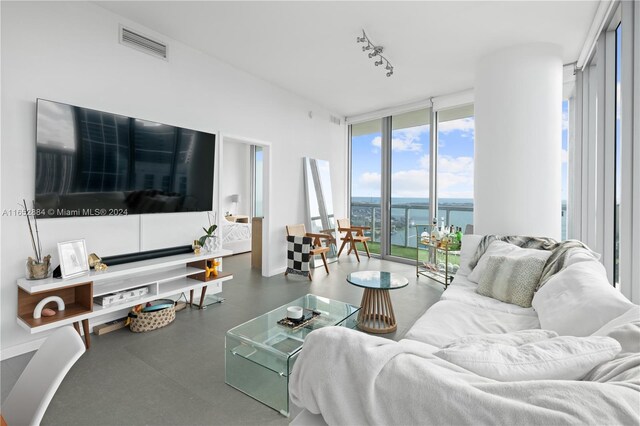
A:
[346, 271, 409, 333]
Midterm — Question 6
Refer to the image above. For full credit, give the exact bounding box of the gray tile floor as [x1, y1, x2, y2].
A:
[1, 253, 443, 425]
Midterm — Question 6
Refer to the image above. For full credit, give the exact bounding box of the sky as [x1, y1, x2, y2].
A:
[354, 105, 570, 203]
[352, 114, 475, 201]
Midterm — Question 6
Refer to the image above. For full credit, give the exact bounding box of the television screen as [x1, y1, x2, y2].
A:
[35, 99, 215, 218]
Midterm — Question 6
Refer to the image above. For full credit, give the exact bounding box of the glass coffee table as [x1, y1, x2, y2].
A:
[347, 271, 409, 334]
[225, 294, 359, 416]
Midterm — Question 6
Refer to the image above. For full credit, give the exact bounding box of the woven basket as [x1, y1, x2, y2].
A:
[129, 305, 176, 333]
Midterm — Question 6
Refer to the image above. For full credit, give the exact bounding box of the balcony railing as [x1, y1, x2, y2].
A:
[350, 201, 568, 258]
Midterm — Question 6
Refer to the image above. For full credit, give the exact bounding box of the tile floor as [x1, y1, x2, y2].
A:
[1, 253, 444, 425]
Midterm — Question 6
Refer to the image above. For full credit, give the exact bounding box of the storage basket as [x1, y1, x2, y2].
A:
[129, 304, 176, 333]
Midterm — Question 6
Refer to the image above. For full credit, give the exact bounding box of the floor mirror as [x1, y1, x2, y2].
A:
[303, 157, 339, 267]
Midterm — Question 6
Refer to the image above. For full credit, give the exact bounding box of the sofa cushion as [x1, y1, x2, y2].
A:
[404, 300, 540, 348]
[476, 255, 547, 307]
[532, 261, 634, 337]
[442, 278, 538, 316]
[434, 334, 621, 381]
[467, 241, 551, 284]
[456, 234, 483, 278]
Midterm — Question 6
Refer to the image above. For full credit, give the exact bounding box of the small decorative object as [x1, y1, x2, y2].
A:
[204, 258, 220, 278]
[41, 308, 56, 317]
[277, 309, 321, 330]
[57, 239, 90, 279]
[88, 253, 101, 268]
[33, 295, 65, 319]
[26, 255, 51, 280]
[22, 199, 50, 280]
[198, 212, 218, 253]
[94, 262, 108, 272]
[192, 240, 202, 255]
[287, 306, 303, 320]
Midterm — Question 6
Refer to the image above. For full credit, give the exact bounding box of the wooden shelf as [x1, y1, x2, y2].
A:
[18, 302, 91, 328]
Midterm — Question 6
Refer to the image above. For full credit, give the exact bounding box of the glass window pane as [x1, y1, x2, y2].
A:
[614, 23, 621, 286]
[350, 120, 382, 254]
[437, 106, 475, 234]
[254, 146, 263, 217]
[562, 99, 569, 240]
[390, 108, 430, 259]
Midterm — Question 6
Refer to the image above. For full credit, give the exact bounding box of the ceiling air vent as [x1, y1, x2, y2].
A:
[329, 115, 342, 126]
[120, 26, 168, 60]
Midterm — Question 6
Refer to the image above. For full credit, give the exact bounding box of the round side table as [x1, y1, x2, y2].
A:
[346, 271, 409, 334]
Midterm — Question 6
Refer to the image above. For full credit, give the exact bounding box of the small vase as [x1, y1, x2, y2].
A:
[26, 255, 51, 280]
[204, 236, 219, 253]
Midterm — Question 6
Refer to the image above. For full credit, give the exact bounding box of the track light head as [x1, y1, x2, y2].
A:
[357, 29, 394, 78]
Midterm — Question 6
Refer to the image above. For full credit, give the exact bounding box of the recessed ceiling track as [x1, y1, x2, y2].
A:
[120, 25, 168, 60]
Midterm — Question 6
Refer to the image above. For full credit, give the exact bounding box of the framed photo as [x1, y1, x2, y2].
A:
[57, 239, 90, 279]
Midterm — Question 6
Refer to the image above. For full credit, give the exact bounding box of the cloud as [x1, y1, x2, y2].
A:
[561, 148, 568, 164]
[419, 154, 430, 169]
[389, 169, 430, 198]
[438, 117, 475, 135]
[371, 125, 428, 152]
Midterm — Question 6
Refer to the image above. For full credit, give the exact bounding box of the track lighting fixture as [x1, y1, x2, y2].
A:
[356, 29, 394, 78]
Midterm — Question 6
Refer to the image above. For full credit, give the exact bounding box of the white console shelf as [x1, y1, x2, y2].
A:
[16, 249, 233, 338]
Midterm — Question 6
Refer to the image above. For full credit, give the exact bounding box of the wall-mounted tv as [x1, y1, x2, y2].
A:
[35, 99, 215, 218]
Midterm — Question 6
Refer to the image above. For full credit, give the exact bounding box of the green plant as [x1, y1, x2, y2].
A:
[199, 224, 217, 247]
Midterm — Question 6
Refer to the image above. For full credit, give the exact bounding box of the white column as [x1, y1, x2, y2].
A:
[474, 43, 563, 239]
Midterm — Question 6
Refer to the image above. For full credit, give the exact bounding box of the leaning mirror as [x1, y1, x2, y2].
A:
[303, 157, 338, 266]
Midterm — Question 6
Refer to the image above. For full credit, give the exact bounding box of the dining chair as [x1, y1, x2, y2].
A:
[2, 326, 86, 426]
[336, 218, 371, 262]
[285, 224, 332, 276]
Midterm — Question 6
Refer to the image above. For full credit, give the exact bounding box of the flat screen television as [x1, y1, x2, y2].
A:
[35, 99, 215, 218]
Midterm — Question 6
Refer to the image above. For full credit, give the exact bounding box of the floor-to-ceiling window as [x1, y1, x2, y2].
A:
[348, 104, 474, 262]
[390, 109, 430, 259]
[614, 22, 621, 286]
[561, 99, 569, 240]
[350, 120, 382, 254]
[437, 105, 475, 234]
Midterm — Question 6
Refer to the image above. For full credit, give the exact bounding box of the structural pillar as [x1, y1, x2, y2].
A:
[474, 43, 563, 239]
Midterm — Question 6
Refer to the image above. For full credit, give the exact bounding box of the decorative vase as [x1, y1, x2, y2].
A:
[204, 236, 217, 253]
[26, 255, 51, 280]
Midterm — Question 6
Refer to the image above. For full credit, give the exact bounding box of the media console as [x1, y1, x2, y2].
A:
[16, 249, 233, 349]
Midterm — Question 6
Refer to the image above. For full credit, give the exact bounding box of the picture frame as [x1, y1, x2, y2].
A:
[57, 239, 90, 279]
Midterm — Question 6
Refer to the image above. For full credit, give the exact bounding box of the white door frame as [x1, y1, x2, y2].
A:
[218, 133, 272, 277]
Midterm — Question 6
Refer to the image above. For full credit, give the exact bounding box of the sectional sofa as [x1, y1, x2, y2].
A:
[289, 235, 640, 425]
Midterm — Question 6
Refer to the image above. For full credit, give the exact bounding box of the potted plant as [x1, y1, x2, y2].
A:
[23, 199, 51, 279]
[198, 213, 218, 252]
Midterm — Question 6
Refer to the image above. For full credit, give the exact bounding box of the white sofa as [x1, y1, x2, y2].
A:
[289, 235, 640, 425]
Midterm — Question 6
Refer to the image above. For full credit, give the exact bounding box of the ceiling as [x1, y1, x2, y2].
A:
[96, 1, 599, 117]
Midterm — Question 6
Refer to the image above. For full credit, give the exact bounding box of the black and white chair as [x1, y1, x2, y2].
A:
[284, 235, 313, 281]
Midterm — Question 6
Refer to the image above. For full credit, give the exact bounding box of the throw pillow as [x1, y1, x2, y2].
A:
[467, 240, 552, 284]
[456, 234, 483, 277]
[532, 261, 634, 336]
[434, 334, 621, 381]
[476, 255, 547, 307]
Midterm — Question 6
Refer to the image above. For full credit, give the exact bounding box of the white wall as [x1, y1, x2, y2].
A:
[220, 142, 251, 217]
[0, 1, 346, 358]
[474, 43, 563, 239]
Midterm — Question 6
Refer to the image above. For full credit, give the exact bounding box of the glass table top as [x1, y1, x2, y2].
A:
[226, 294, 359, 360]
[346, 271, 409, 290]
